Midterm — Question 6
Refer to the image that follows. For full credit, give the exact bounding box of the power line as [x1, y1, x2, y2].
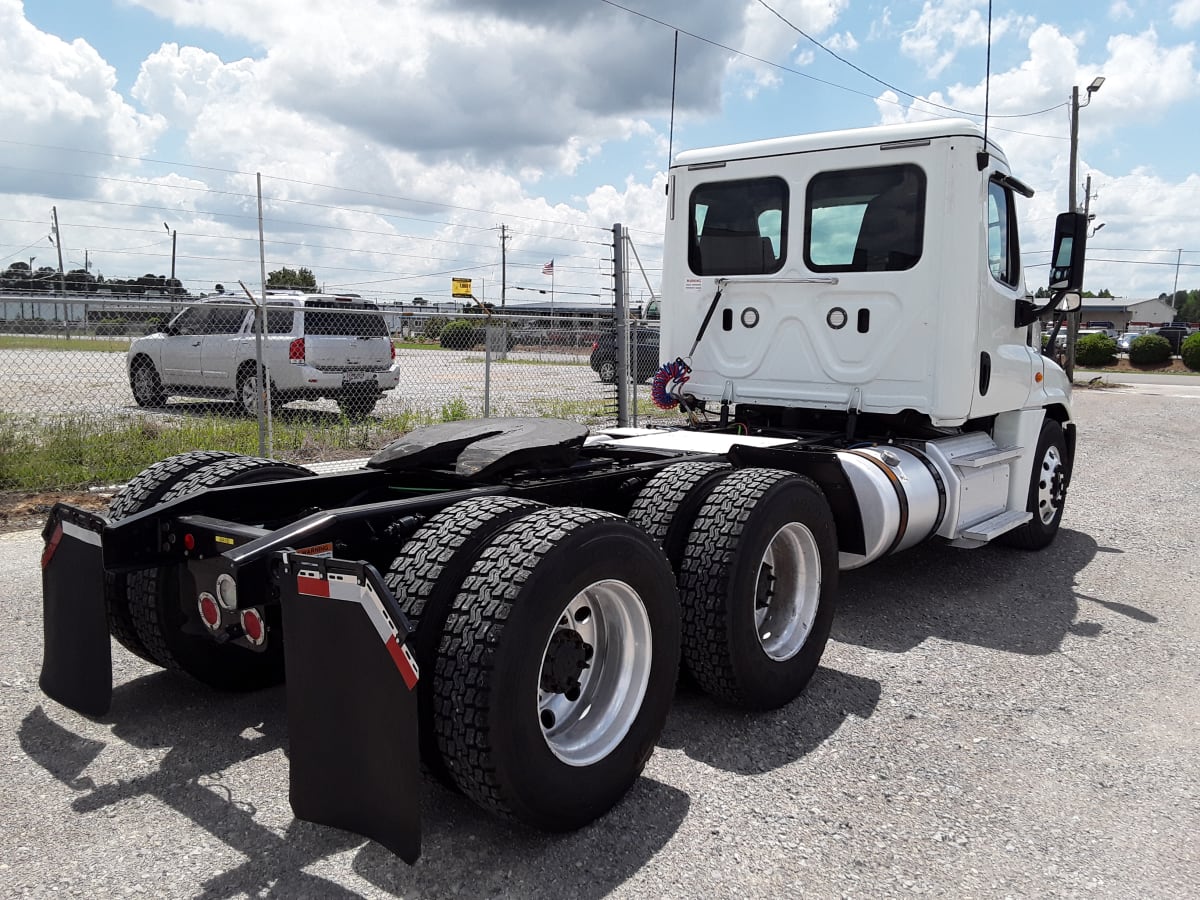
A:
[753, 0, 1064, 120]
[596, 0, 1068, 131]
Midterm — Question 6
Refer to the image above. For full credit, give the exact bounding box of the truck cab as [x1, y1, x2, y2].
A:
[660, 119, 1068, 426]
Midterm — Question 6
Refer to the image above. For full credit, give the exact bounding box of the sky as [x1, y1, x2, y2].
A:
[2, 0, 1198, 308]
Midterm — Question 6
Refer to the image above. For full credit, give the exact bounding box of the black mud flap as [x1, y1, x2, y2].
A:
[276, 552, 422, 863]
[39, 504, 113, 717]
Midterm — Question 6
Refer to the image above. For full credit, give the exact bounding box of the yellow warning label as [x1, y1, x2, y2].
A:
[451, 277, 473, 298]
[214, 535, 235, 545]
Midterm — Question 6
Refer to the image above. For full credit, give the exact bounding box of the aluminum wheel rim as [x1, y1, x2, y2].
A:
[537, 579, 652, 767]
[1037, 443, 1065, 524]
[240, 376, 260, 414]
[133, 367, 155, 401]
[754, 522, 822, 662]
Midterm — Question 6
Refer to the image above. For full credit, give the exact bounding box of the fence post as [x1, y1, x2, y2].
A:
[614, 223, 629, 428]
[483, 321, 493, 418]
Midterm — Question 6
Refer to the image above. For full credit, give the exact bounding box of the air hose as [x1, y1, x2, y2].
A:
[651, 358, 691, 409]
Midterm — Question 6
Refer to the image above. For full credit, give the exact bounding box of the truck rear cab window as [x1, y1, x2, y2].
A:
[689, 177, 787, 276]
[805, 164, 926, 272]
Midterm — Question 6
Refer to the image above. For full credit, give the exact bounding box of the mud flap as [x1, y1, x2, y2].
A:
[39, 504, 113, 717]
[276, 552, 422, 863]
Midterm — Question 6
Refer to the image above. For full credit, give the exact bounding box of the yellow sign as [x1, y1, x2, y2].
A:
[451, 278, 472, 298]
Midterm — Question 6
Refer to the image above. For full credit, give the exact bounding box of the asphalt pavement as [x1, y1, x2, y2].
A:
[1, 383, 1197, 898]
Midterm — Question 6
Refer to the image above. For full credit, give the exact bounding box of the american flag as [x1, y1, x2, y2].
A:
[542, 260, 554, 275]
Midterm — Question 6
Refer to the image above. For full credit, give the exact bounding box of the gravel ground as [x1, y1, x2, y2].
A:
[2, 383, 1198, 899]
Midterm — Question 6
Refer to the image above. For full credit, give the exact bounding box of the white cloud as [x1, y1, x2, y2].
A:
[0, 0, 164, 197]
[1172, 0, 1200, 28]
[826, 31, 859, 52]
[1108, 1, 1134, 20]
[900, 0, 1027, 78]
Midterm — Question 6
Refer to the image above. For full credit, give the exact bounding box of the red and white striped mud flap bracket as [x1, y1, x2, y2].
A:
[39, 503, 113, 717]
[275, 551, 422, 863]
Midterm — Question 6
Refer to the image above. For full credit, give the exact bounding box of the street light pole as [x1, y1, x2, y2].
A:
[1065, 76, 1104, 381]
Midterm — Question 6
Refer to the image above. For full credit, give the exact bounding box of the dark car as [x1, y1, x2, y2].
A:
[589, 325, 661, 383]
[1154, 326, 1190, 355]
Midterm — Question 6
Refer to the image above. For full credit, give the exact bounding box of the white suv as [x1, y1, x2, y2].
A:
[127, 291, 400, 418]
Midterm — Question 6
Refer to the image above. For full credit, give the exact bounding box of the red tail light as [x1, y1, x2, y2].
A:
[591, 341, 599, 352]
[289, 338, 305, 362]
[391, 341, 396, 361]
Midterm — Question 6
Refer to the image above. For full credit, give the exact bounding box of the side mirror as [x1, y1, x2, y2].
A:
[1017, 213, 1090, 328]
[1049, 212, 1088, 292]
[1057, 291, 1082, 313]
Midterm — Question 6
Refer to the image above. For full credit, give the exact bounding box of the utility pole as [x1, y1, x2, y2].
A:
[1065, 77, 1104, 381]
[1172, 249, 1183, 317]
[51, 206, 66, 296]
[498, 224, 509, 308]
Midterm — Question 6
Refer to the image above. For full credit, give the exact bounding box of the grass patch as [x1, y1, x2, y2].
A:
[0, 402, 468, 492]
[0, 335, 131, 353]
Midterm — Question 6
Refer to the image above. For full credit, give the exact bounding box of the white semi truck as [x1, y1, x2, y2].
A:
[39, 119, 1086, 862]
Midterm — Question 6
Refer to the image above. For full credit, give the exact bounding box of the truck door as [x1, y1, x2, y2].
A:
[970, 178, 1035, 417]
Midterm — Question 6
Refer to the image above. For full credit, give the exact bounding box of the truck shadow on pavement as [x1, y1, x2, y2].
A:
[655, 667, 881, 776]
[19, 670, 687, 899]
[831, 528, 1155, 655]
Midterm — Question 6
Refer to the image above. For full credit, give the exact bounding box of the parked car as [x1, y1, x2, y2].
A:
[589, 325, 661, 383]
[1115, 331, 1143, 353]
[1154, 326, 1190, 355]
[1053, 327, 1111, 352]
[127, 291, 400, 419]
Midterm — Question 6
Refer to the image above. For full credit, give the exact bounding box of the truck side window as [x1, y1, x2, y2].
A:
[688, 177, 787, 276]
[987, 180, 1020, 288]
[805, 164, 925, 272]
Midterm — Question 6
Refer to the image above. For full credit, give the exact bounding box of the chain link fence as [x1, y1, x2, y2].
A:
[0, 293, 676, 495]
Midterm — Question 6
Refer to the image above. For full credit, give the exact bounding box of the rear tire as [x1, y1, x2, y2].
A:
[237, 366, 274, 417]
[678, 468, 838, 709]
[627, 461, 731, 574]
[384, 496, 546, 783]
[999, 418, 1068, 550]
[105, 450, 242, 662]
[126, 456, 314, 689]
[130, 358, 166, 407]
[434, 507, 680, 830]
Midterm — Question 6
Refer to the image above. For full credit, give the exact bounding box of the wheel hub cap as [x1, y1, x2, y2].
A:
[1037, 444, 1065, 524]
[537, 579, 652, 767]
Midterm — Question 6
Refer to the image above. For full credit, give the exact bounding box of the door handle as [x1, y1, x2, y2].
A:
[191, 341, 201, 347]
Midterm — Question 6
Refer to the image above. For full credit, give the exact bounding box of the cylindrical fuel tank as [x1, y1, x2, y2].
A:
[835, 444, 946, 570]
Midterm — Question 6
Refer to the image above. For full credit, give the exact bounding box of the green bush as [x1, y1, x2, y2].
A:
[1074, 333, 1117, 368]
[1182, 332, 1200, 371]
[422, 315, 448, 340]
[1129, 333, 1171, 366]
[94, 317, 128, 336]
[439, 319, 481, 350]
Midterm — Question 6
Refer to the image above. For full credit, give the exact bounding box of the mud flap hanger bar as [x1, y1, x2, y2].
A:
[276, 552, 423, 862]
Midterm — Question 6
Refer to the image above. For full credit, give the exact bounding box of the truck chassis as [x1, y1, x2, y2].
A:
[39, 410, 1071, 862]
